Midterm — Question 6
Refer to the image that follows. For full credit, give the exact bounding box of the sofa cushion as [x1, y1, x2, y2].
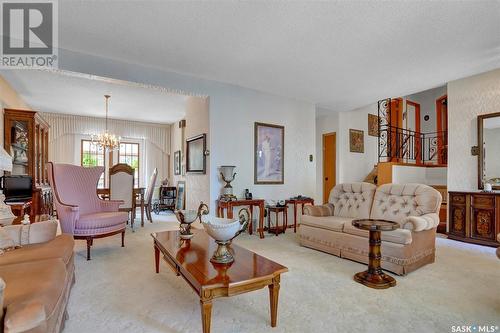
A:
[1, 259, 68, 333]
[343, 221, 413, 245]
[76, 211, 128, 230]
[0, 234, 74, 268]
[329, 183, 376, 219]
[300, 215, 352, 232]
[370, 183, 442, 227]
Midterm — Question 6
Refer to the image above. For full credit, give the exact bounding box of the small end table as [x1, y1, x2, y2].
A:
[352, 219, 399, 289]
[267, 206, 288, 236]
[285, 197, 314, 233]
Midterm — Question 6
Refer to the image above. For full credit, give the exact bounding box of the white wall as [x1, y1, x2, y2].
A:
[315, 109, 339, 203]
[392, 165, 447, 185]
[405, 85, 447, 134]
[58, 50, 316, 211]
[338, 103, 378, 183]
[448, 68, 500, 191]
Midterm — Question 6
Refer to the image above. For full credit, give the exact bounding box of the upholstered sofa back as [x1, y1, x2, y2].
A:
[329, 182, 376, 219]
[370, 183, 441, 227]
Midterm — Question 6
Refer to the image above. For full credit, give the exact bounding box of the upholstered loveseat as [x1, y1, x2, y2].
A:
[298, 183, 442, 275]
[0, 221, 75, 333]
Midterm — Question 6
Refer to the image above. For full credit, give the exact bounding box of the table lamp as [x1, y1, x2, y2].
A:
[0, 147, 15, 222]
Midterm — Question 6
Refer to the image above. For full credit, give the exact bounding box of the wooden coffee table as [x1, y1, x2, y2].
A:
[152, 229, 288, 333]
[351, 219, 399, 289]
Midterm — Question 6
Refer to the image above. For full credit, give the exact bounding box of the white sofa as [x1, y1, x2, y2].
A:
[298, 183, 442, 275]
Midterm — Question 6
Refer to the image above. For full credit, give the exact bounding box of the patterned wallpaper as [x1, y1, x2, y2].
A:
[448, 68, 500, 191]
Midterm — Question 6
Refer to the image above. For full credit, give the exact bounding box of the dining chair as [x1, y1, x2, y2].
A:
[138, 168, 158, 223]
[47, 162, 128, 260]
[109, 163, 136, 230]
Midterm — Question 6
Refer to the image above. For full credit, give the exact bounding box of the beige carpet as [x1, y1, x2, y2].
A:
[64, 213, 500, 333]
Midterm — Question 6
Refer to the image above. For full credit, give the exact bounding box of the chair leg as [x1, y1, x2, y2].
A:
[121, 230, 125, 247]
[131, 211, 135, 232]
[86, 237, 92, 260]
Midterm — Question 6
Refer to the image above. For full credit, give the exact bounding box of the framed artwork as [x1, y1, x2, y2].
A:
[368, 114, 379, 137]
[254, 122, 284, 184]
[186, 134, 206, 174]
[174, 150, 181, 175]
[175, 181, 186, 210]
[349, 129, 364, 153]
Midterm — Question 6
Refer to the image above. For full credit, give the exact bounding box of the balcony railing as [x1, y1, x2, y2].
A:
[378, 125, 447, 165]
[377, 98, 447, 165]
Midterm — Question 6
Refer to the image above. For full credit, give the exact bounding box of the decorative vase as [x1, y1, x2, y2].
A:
[201, 208, 250, 264]
[219, 165, 237, 201]
[175, 202, 209, 239]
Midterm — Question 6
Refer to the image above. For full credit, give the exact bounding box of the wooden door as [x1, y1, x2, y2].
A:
[406, 100, 421, 164]
[323, 133, 336, 203]
[436, 95, 448, 165]
[390, 98, 403, 162]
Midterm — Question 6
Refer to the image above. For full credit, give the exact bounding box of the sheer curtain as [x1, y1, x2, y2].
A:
[42, 112, 170, 186]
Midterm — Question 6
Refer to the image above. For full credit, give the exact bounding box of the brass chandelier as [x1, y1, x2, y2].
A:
[91, 95, 120, 151]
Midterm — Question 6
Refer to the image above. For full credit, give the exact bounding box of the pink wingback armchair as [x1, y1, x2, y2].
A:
[47, 162, 129, 260]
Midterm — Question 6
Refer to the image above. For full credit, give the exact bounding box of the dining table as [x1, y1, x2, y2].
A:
[96, 187, 146, 227]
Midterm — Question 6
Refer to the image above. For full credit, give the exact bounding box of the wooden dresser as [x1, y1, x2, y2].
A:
[448, 191, 500, 247]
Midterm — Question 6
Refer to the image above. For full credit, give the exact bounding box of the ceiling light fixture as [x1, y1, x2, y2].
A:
[91, 95, 120, 151]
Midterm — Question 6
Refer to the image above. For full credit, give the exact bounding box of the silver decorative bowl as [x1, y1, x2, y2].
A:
[201, 208, 249, 264]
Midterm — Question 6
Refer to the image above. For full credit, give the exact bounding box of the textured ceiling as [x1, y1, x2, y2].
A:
[0, 70, 188, 124]
[56, 1, 500, 112]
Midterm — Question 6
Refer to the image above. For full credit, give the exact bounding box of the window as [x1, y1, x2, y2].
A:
[118, 142, 139, 187]
[81, 139, 105, 188]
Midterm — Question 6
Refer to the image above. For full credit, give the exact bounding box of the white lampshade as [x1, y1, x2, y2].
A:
[0, 147, 12, 172]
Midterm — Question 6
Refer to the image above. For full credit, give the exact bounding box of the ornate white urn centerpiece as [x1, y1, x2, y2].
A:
[219, 165, 237, 201]
[201, 208, 250, 264]
[175, 202, 209, 239]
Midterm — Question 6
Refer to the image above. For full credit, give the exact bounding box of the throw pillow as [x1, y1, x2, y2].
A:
[0, 227, 16, 253]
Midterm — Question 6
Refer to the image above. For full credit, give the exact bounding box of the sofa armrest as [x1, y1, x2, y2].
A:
[99, 199, 124, 212]
[4, 299, 47, 333]
[401, 213, 439, 232]
[303, 204, 334, 217]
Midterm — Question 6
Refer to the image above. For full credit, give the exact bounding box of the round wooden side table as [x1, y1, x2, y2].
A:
[352, 219, 399, 289]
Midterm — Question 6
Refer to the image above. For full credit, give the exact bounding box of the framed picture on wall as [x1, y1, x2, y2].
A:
[349, 129, 364, 153]
[175, 181, 186, 210]
[174, 150, 181, 175]
[368, 114, 379, 137]
[254, 122, 284, 184]
[186, 134, 207, 174]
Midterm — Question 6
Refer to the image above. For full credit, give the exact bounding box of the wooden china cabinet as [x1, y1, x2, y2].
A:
[448, 191, 500, 247]
[3, 109, 53, 215]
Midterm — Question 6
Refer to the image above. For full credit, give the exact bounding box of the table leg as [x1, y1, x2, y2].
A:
[200, 299, 212, 333]
[141, 193, 145, 227]
[275, 211, 279, 236]
[353, 230, 396, 289]
[293, 203, 298, 233]
[227, 205, 234, 219]
[284, 207, 287, 233]
[259, 203, 265, 239]
[248, 205, 253, 235]
[268, 275, 281, 327]
[154, 245, 160, 273]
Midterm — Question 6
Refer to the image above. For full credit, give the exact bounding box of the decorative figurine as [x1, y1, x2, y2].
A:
[244, 189, 253, 200]
[22, 214, 30, 225]
[219, 165, 237, 201]
[174, 202, 209, 239]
